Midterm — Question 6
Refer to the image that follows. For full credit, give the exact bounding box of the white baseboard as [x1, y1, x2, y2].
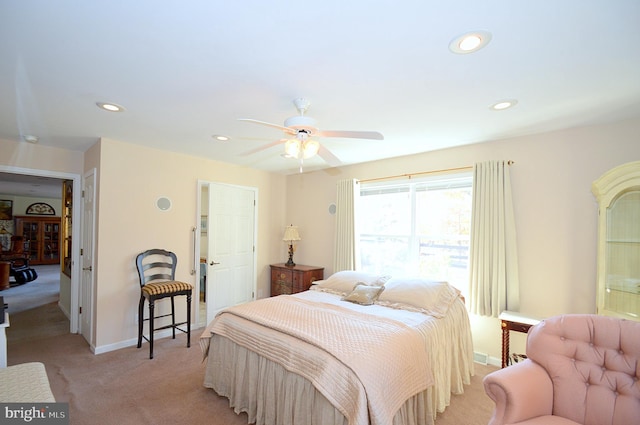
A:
[92, 323, 205, 355]
[57, 301, 71, 320]
[487, 356, 501, 367]
[93, 329, 175, 355]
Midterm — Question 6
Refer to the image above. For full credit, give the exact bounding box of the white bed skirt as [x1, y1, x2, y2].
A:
[203, 300, 473, 425]
[205, 333, 433, 425]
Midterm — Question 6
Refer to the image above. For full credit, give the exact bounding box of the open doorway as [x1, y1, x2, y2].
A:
[196, 181, 257, 328]
[0, 167, 82, 335]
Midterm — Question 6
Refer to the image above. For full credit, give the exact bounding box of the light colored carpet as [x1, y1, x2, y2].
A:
[1, 264, 60, 314]
[6, 301, 69, 344]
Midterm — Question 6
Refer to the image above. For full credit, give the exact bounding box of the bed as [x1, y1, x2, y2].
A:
[200, 271, 474, 425]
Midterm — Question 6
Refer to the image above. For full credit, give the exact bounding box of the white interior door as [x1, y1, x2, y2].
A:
[80, 169, 96, 345]
[206, 183, 256, 322]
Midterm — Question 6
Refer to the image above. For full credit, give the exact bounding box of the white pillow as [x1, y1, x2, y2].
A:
[376, 277, 460, 317]
[341, 283, 385, 306]
[311, 270, 390, 296]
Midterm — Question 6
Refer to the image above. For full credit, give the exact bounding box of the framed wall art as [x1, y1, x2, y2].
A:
[26, 202, 56, 215]
[0, 200, 12, 220]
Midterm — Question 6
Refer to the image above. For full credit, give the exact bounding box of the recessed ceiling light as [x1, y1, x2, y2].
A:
[449, 30, 492, 54]
[96, 102, 125, 112]
[212, 135, 230, 141]
[490, 99, 518, 111]
[23, 135, 39, 144]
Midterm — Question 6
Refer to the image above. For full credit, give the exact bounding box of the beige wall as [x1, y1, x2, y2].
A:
[92, 138, 286, 352]
[0, 137, 84, 174]
[285, 117, 640, 364]
[0, 196, 62, 220]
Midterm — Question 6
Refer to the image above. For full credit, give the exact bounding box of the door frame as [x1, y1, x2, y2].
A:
[0, 165, 82, 333]
[196, 180, 258, 326]
[80, 168, 96, 345]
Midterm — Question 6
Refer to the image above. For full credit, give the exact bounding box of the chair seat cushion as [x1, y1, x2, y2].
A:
[142, 280, 192, 297]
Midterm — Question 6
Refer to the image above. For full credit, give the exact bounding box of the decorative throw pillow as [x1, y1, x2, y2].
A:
[375, 277, 460, 317]
[341, 283, 385, 305]
[311, 270, 390, 296]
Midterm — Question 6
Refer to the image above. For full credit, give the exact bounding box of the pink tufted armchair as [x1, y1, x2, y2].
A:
[483, 314, 640, 425]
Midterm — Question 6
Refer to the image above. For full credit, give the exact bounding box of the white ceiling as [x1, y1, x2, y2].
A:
[1, 1, 639, 181]
[0, 173, 63, 199]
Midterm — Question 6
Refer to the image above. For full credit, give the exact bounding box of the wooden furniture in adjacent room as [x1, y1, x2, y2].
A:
[15, 216, 61, 265]
[270, 263, 324, 296]
[592, 161, 640, 321]
[499, 310, 542, 368]
[0, 263, 9, 291]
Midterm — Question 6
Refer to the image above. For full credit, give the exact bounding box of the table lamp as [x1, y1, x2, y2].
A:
[283, 225, 301, 267]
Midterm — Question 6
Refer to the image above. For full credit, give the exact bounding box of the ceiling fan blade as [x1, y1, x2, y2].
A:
[315, 130, 384, 140]
[238, 118, 296, 135]
[317, 145, 342, 167]
[240, 139, 286, 156]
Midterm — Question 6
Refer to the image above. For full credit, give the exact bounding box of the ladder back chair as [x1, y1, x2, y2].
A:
[136, 249, 193, 359]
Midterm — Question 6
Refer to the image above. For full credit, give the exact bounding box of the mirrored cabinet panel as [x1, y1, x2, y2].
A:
[593, 161, 640, 321]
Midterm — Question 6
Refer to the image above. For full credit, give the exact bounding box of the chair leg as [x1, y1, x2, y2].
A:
[170, 296, 176, 339]
[148, 299, 155, 359]
[187, 292, 191, 348]
[137, 296, 145, 348]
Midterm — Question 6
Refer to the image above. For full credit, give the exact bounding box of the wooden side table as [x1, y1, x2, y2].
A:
[270, 263, 324, 296]
[499, 311, 542, 368]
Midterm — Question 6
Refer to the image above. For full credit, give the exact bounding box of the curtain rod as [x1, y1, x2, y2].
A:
[357, 160, 514, 184]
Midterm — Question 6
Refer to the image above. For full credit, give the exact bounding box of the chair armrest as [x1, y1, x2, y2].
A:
[483, 359, 553, 425]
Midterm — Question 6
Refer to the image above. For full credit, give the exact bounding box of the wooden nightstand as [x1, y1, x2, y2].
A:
[270, 263, 324, 296]
[499, 311, 542, 368]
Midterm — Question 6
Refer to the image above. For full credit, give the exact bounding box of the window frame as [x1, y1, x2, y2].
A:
[358, 172, 473, 292]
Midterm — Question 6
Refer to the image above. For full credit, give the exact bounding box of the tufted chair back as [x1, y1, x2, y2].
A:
[526, 314, 640, 425]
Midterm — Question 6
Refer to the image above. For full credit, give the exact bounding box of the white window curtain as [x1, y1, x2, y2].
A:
[469, 160, 520, 317]
[333, 179, 358, 272]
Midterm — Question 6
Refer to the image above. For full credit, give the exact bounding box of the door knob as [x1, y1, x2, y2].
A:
[210, 261, 220, 266]
[82, 266, 92, 271]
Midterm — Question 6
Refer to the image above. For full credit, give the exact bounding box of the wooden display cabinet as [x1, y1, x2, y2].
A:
[15, 216, 61, 265]
[270, 263, 324, 296]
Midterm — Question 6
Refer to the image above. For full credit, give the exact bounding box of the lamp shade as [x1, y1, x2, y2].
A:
[284, 139, 301, 158]
[283, 225, 301, 242]
[302, 140, 319, 159]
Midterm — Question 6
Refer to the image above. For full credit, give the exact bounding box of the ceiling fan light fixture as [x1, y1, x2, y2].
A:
[449, 30, 492, 54]
[302, 140, 319, 159]
[284, 139, 301, 158]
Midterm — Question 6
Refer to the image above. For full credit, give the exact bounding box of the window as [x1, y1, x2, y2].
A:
[358, 172, 472, 294]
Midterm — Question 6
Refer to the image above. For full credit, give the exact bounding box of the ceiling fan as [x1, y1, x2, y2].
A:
[238, 98, 384, 170]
